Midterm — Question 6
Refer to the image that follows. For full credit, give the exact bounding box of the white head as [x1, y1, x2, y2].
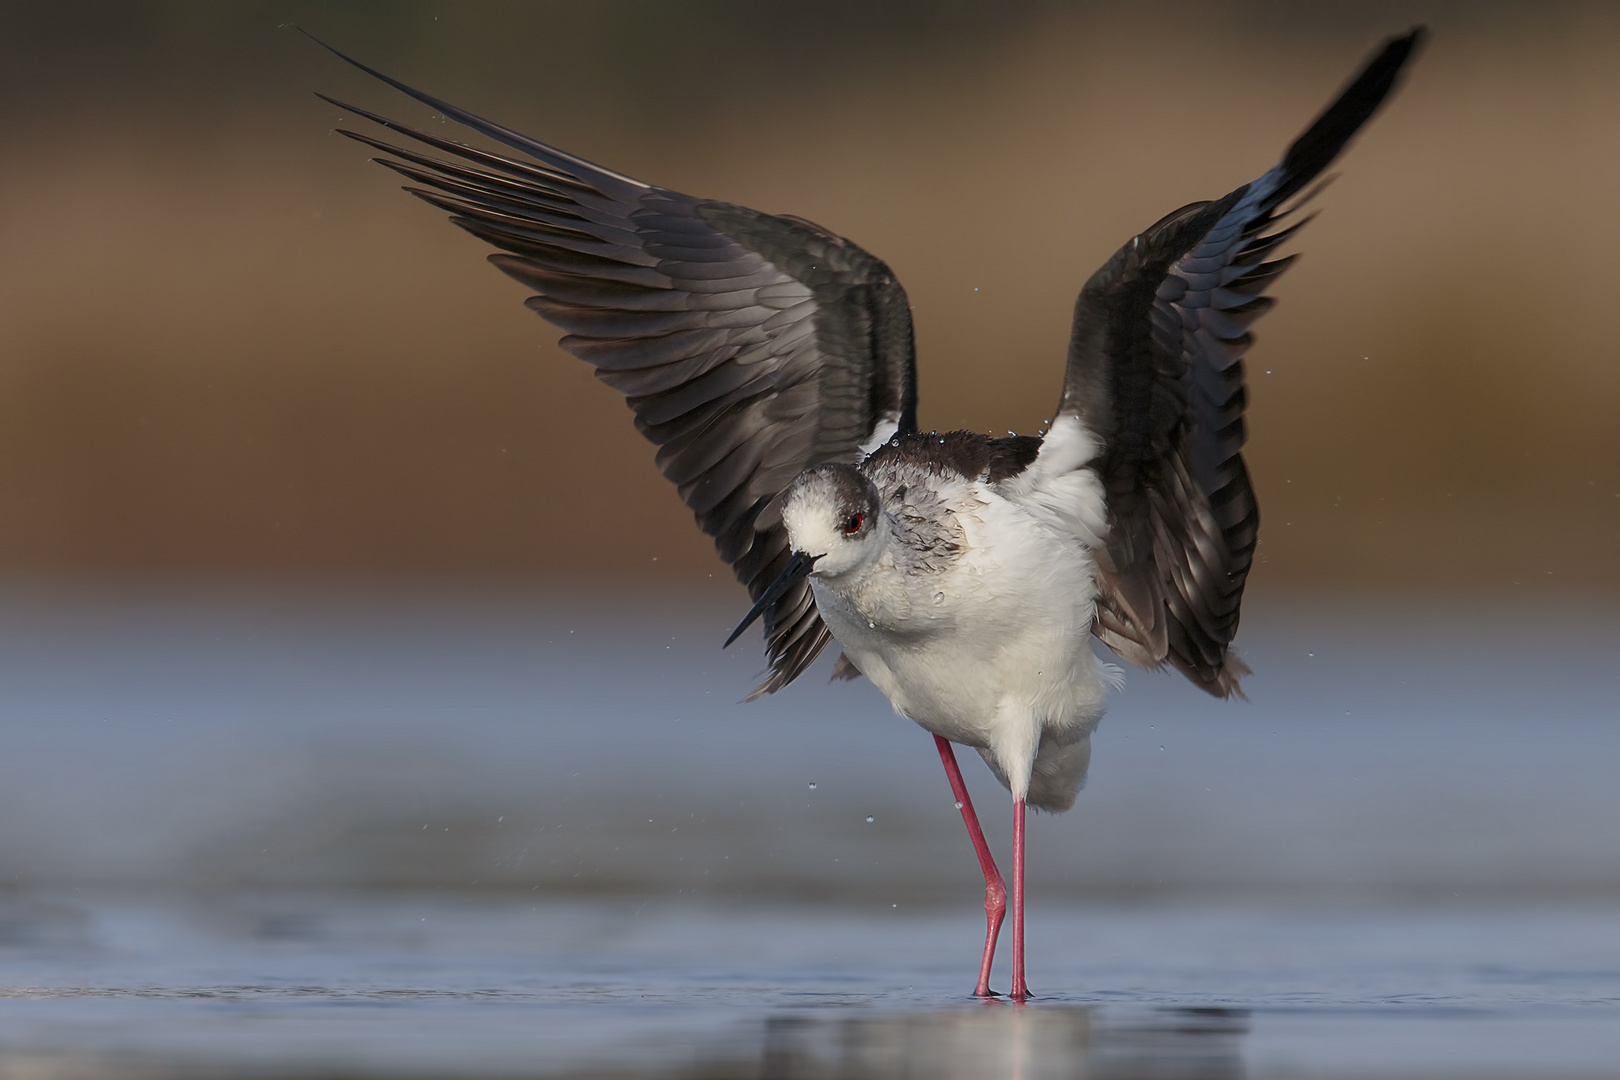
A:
[723, 464, 888, 649]
[780, 464, 886, 579]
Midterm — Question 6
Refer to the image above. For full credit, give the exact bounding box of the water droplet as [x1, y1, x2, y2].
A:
[1158, 745, 1166, 751]
[865, 815, 875, 824]
[808, 782, 817, 790]
[868, 620, 876, 629]
[934, 592, 944, 605]
[954, 800, 964, 810]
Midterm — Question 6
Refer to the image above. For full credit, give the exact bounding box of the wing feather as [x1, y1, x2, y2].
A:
[318, 42, 918, 695]
[1057, 28, 1424, 696]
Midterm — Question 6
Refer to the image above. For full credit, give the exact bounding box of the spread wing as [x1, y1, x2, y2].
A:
[1058, 28, 1424, 696]
[317, 45, 917, 697]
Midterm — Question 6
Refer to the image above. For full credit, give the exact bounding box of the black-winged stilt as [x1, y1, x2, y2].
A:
[319, 26, 1424, 1000]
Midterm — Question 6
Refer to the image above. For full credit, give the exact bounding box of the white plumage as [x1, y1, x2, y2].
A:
[784, 419, 1110, 811]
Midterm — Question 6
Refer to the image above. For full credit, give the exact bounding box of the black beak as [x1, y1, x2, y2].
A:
[723, 550, 824, 648]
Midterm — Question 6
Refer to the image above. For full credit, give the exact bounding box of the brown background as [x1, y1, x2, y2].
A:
[0, 1, 1614, 597]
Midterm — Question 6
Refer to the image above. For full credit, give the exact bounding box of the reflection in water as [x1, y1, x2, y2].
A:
[752, 1007, 1247, 1080]
[0, 991, 1253, 1080]
[3, 595, 1619, 1078]
[5, 890, 1620, 1079]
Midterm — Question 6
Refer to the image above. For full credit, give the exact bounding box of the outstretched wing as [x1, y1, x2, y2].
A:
[317, 45, 917, 697]
[1058, 28, 1424, 696]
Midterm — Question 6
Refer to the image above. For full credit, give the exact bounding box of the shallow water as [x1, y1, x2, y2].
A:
[1, 587, 1617, 1076]
[4, 894, 1620, 1078]
[4, 586, 1618, 901]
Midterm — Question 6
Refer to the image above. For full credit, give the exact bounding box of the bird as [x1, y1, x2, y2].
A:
[316, 26, 1424, 1001]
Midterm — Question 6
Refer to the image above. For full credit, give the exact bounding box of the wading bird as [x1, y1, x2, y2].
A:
[319, 27, 1423, 1000]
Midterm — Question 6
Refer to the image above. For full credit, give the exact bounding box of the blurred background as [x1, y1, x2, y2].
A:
[0, 0, 1616, 904]
[0, 0, 1615, 589]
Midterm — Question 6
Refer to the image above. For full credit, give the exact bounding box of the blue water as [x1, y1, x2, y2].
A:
[1, 586, 1617, 1076]
[4, 895, 1619, 1077]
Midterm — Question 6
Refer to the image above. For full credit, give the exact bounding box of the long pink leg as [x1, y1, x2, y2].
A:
[1009, 796, 1029, 1002]
[933, 734, 1007, 998]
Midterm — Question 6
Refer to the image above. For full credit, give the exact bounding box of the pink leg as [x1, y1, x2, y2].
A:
[1009, 796, 1029, 1002]
[933, 734, 1007, 998]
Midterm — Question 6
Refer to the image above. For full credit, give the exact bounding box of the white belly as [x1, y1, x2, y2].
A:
[810, 486, 1109, 794]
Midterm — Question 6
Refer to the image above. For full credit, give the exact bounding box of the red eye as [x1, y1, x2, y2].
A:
[841, 513, 864, 535]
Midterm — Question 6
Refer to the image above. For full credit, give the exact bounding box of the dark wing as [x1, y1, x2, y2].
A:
[317, 44, 917, 697]
[1059, 28, 1424, 697]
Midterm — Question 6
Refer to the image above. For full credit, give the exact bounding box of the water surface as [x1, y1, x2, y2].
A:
[4, 894, 1620, 1078]
[1, 587, 1616, 1077]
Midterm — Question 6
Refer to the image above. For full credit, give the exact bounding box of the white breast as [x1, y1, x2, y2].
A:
[812, 477, 1110, 798]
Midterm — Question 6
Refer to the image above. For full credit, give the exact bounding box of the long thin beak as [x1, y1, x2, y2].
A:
[724, 550, 823, 648]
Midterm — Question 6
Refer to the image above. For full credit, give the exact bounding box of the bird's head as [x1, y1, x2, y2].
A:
[721, 464, 885, 649]
[781, 464, 885, 579]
